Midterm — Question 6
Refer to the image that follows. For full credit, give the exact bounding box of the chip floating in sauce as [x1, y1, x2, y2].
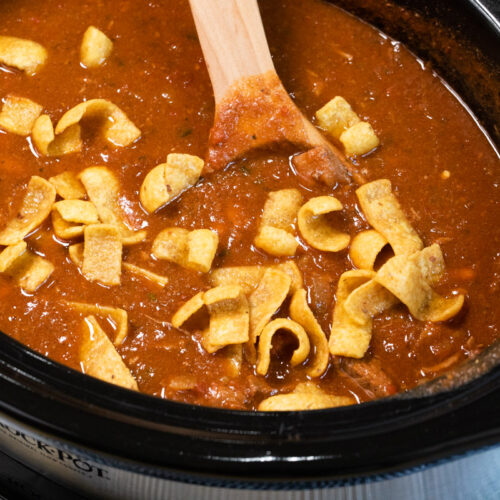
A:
[80, 315, 138, 390]
[0, 176, 56, 246]
[0, 35, 47, 75]
[80, 26, 113, 68]
[258, 382, 354, 411]
[0, 0, 496, 411]
[0, 95, 43, 135]
[140, 154, 204, 213]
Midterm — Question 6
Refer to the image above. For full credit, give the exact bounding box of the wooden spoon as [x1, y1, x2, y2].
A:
[189, 0, 355, 183]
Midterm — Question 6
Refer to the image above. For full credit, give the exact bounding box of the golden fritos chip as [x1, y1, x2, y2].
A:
[80, 316, 138, 390]
[80, 26, 113, 68]
[55, 99, 140, 147]
[140, 154, 204, 213]
[209, 261, 303, 296]
[82, 224, 122, 286]
[340, 122, 379, 156]
[349, 229, 388, 270]
[356, 179, 423, 256]
[203, 285, 250, 354]
[0, 241, 27, 272]
[51, 211, 84, 240]
[171, 286, 250, 353]
[0, 176, 56, 246]
[249, 269, 291, 347]
[329, 270, 379, 359]
[0, 242, 54, 292]
[14, 255, 55, 293]
[32, 114, 82, 156]
[375, 244, 464, 322]
[257, 318, 310, 376]
[53, 200, 99, 225]
[315, 96, 360, 139]
[254, 189, 302, 256]
[254, 226, 298, 257]
[258, 382, 354, 411]
[297, 196, 350, 252]
[152, 227, 218, 273]
[187, 229, 219, 273]
[290, 289, 329, 377]
[152, 227, 189, 266]
[171, 291, 205, 329]
[0, 96, 42, 135]
[0, 36, 47, 75]
[78, 166, 146, 245]
[48, 171, 86, 200]
[122, 263, 168, 288]
[68, 301, 128, 345]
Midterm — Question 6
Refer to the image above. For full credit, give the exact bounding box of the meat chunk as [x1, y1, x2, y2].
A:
[341, 357, 397, 398]
[292, 146, 351, 188]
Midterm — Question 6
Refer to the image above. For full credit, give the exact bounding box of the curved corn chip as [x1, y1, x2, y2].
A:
[260, 189, 303, 230]
[349, 229, 388, 270]
[52, 211, 84, 240]
[171, 291, 205, 329]
[290, 289, 329, 377]
[48, 171, 86, 200]
[298, 196, 350, 252]
[254, 226, 298, 257]
[258, 382, 354, 411]
[53, 200, 99, 224]
[187, 229, 218, 273]
[81, 26, 113, 68]
[152, 227, 218, 273]
[0, 36, 47, 75]
[122, 263, 168, 288]
[0, 96, 42, 135]
[80, 316, 138, 390]
[329, 270, 375, 359]
[13, 254, 54, 293]
[0, 243, 54, 292]
[315, 96, 361, 139]
[0, 241, 27, 272]
[152, 227, 189, 266]
[209, 261, 303, 296]
[140, 154, 204, 213]
[375, 244, 464, 322]
[340, 121, 379, 156]
[342, 280, 398, 326]
[78, 166, 146, 245]
[254, 189, 302, 256]
[68, 242, 84, 267]
[55, 99, 140, 148]
[0, 176, 56, 245]
[257, 318, 310, 376]
[203, 285, 249, 353]
[68, 301, 128, 345]
[32, 114, 82, 156]
[249, 269, 291, 347]
[356, 179, 423, 256]
[82, 224, 122, 286]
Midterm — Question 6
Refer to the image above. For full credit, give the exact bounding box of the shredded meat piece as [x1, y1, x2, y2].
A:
[292, 146, 351, 188]
[341, 357, 398, 398]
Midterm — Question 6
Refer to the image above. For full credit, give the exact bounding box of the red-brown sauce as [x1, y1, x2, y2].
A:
[0, 0, 498, 409]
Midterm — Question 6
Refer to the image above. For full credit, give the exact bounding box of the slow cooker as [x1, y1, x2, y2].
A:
[0, 0, 499, 498]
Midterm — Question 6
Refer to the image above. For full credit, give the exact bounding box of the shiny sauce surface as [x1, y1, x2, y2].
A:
[0, 0, 498, 409]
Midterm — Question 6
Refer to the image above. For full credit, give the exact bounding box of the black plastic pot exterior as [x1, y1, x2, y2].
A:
[0, 0, 499, 497]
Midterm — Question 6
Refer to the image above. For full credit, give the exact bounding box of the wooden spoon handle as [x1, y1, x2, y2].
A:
[189, 0, 275, 103]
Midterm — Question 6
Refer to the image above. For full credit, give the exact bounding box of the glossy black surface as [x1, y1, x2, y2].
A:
[0, 0, 499, 486]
